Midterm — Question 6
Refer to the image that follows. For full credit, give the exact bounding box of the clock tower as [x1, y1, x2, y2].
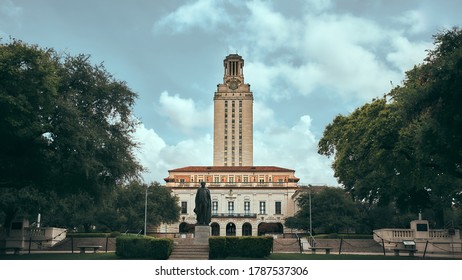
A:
[213, 54, 253, 166]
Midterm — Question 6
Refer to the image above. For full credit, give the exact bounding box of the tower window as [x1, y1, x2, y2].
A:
[181, 202, 188, 214]
[244, 201, 250, 215]
[259, 201, 266, 215]
[212, 201, 218, 215]
[228, 201, 234, 214]
[275, 202, 282, 215]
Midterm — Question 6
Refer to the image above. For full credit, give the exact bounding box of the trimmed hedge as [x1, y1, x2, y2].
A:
[209, 236, 273, 259]
[116, 236, 173, 259]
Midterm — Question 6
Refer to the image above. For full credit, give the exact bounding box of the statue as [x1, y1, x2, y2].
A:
[194, 182, 211, 225]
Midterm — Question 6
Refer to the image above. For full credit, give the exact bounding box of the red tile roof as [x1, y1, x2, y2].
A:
[168, 166, 296, 173]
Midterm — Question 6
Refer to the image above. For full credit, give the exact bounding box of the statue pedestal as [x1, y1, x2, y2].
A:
[194, 225, 210, 245]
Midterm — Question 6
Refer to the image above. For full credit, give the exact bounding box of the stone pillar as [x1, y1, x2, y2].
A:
[194, 225, 210, 245]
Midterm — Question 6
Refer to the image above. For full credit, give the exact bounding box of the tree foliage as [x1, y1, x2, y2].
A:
[0, 39, 141, 195]
[95, 182, 180, 233]
[44, 181, 180, 233]
[285, 187, 359, 234]
[0, 39, 142, 228]
[318, 28, 462, 226]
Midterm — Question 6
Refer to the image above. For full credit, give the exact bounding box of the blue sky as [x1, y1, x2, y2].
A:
[1, 0, 461, 185]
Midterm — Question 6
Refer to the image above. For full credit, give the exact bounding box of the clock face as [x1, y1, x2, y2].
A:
[228, 79, 239, 90]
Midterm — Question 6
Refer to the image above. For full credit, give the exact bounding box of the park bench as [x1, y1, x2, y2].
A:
[394, 240, 417, 256]
[77, 245, 102, 253]
[0, 247, 22, 255]
[393, 248, 417, 257]
[309, 247, 332, 254]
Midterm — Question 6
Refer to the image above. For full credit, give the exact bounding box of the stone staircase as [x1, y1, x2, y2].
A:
[168, 239, 209, 260]
[45, 237, 116, 252]
[272, 238, 301, 253]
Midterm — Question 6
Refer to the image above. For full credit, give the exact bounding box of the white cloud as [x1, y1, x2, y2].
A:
[253, 101, 275, 126]
[242, 5, 430, 102]
[134, 111, 337, 185]
[244, 0, 300, 53]
[133, 122, 213, 183]
[254, 115, 337, 186]
[387, 36, 431, 73]
[153, 0, 230, 33]
[158, 91, 213, 135]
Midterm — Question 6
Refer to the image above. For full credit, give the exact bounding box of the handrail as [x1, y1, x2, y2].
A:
[295, 233, 302, 253]
[302, 231, 316, 247]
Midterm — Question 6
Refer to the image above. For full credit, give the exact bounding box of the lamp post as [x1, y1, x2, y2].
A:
[144, 185, 148, 236]
[308, 184, 312, 235]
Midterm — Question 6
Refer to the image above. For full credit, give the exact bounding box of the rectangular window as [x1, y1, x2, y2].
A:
[259, 201, 266, 215]
[275, 201, 282, 215]
[181, 202, 187, 214]
[228, 201, 234, 214]
[244, 201, 250, 215]
[243, 176, 248, 183]
[212, 201, 218, 215]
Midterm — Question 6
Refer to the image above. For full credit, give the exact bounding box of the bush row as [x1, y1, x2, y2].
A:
[209, 236, 273, 259]
[115, 236, 173, 259]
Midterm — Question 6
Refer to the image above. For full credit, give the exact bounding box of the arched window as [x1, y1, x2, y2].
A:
[211, 223, 220, 236]
[242, 223, 252, 236]
[226, 223, 236, 236]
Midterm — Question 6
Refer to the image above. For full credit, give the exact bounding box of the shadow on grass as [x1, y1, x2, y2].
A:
[0, 253, 120, 260]
[266, 253, 420, 260]
[0, 252, 454, 260]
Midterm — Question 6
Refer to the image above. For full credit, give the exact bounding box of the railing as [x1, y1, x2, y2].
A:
[392, 230, 414, 238]
[429, 230, 449, 238]
[211, 213, 257, 218]
[175, 182, 292, 188]
[25, 228, 46, 237]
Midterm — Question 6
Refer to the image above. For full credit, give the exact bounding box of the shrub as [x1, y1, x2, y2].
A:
[209, 236, 273, 259]
[116, 236, 173, 259]
[109, 231, 122, 238]
[209, 237, 227, 259]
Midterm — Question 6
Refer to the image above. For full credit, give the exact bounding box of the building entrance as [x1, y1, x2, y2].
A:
[226, 223, 236, 236]
[258, 222, 283, 236]
[242, 223, 252, 236]
[211, 222, 220, 236]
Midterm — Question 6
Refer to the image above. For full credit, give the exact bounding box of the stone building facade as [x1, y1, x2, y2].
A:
[160, 54, 301, 236]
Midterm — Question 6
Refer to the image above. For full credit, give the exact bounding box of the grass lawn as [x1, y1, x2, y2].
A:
[0, 252, 120, 260]
[0, 252, 454, 260]
[266, 253, 419, 260]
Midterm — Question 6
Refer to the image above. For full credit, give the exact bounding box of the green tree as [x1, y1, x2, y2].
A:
[94, 181, 180, 233]
[0, 39, 142, 229]
[286, 187, 359, 234]
[318, 28, 462, 226]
